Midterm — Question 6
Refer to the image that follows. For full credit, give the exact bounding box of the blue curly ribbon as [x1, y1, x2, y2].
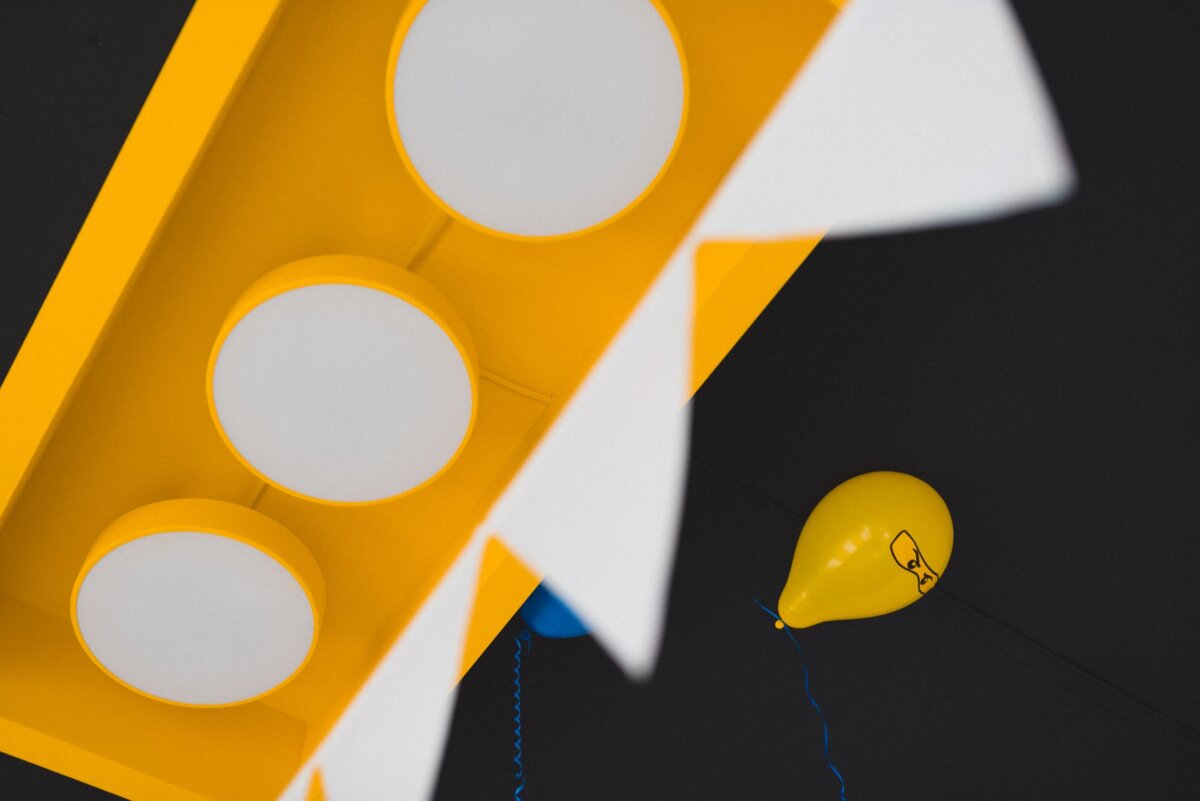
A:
[513, 630, 532, 801]
[753, 598, 848, 801]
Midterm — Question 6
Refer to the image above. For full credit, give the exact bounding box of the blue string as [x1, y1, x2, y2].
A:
[753, 598, 849, 801]
[513, 630, 531, 801]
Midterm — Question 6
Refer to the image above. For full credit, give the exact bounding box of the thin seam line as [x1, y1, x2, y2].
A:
[246, 480, 268, 509]
[691, 455, 806, 522]
[939, 587, 1200, 751]
[481, 369, 554, 404]
[399, 210, 451, 273]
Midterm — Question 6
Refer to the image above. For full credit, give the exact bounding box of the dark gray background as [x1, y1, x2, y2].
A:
[2, 2, 1198, 799]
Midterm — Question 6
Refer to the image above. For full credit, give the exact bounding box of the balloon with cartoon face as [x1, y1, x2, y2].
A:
[778, 472, 952, 628]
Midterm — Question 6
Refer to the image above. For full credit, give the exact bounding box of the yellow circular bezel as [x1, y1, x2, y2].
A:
[206, 255, 480, 507]
[384, 0, 691, 242]
[70, 498, 326, 709]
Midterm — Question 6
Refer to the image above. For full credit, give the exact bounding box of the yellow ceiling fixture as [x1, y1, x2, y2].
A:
[1, 0, 836, 789]
[208, 255, 478, 505]
[0, 0, 1081, 795]
[72, 499, 325, 708]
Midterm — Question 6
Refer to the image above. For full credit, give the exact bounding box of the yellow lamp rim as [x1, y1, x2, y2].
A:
[70, 498, 326, 709]
[205, 254, 480, 507]
[384, 0, 691, 243]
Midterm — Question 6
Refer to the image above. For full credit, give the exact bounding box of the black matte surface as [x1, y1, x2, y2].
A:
[3, 2, 1199, 799]
[0, 754, 123, 801]
[434, 463, 1199, 800]
[0, 0, 195, 385]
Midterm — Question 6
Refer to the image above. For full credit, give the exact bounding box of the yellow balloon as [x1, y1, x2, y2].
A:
[778, 471, 952, 628]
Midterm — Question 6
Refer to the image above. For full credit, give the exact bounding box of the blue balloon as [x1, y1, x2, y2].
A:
[519, 584, 589, 638]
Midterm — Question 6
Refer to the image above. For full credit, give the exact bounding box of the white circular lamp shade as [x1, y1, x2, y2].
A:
[389, 0, 687, 238]
[72, 500, 324, 707]
[209, 257, 478, 505]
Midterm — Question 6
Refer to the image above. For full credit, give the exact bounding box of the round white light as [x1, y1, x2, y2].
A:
[389, 0, 687, 238]
[210, 258, 477, 504]
[73, 502, 323, 707]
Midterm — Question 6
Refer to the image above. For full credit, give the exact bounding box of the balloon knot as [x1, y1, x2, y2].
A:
[774, 619, 785, 630]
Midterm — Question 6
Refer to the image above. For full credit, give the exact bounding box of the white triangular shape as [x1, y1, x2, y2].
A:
[483, 254, 693, 680]
[276, 538, 486, 801]
[690, 0, 1074, 240]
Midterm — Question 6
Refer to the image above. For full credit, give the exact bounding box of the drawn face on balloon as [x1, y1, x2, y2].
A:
[890, 530, 939, 594]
